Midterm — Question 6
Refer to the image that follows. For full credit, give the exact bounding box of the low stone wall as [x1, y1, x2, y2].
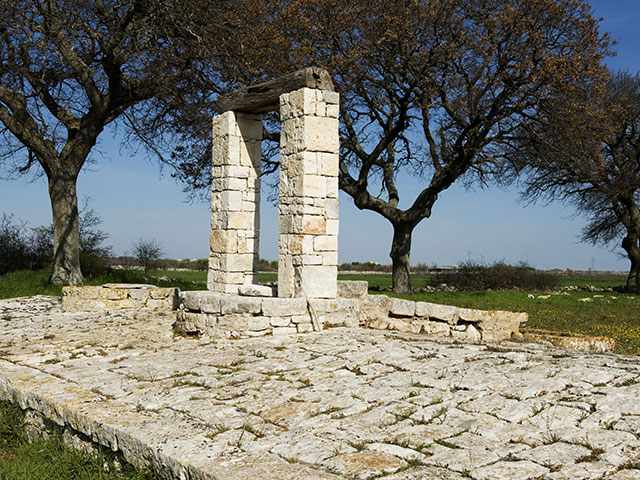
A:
[62, 284, 179, 312]
[176, 290, 359, 338]
[176, 281, 526, 343]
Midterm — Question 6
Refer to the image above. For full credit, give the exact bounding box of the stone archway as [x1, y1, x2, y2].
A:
[207, 68, 340, 299]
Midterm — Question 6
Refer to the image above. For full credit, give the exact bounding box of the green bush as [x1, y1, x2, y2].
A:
[432, 260, 557, 291]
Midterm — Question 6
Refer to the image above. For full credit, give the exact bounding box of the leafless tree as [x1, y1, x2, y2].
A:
[0, 0, 249, 284]
[518, 71, 640, 292]
[278, 0, 610, 293]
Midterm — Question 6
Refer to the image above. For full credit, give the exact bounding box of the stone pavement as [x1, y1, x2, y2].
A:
[1, 296, 640, 480]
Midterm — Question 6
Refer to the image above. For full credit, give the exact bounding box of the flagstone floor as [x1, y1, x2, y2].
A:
[1, 295, 640, 479]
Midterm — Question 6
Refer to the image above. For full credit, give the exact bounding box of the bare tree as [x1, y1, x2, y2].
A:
[131, 238, 164, 271]
[0, 0, 249, 285]
[280, 0, 611, 293]
[518, 71, 640, 292]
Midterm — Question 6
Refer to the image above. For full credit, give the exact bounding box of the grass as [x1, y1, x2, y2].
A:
[0, 401, 156, 479]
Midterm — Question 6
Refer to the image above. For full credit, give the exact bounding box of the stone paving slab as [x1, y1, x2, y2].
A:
[1, 296, 640, 479]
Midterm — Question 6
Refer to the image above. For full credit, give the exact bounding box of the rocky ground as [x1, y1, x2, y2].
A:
[1, 295, 640, 479]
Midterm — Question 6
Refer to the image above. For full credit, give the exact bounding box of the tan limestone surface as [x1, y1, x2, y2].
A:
[1, 296, 640, 480]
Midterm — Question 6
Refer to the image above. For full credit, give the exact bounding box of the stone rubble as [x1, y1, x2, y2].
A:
[1, 295, 639, 479]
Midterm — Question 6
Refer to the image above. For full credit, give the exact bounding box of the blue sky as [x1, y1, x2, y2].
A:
[1, 1, 639, 271]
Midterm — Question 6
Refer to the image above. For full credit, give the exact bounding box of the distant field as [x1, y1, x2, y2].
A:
[1, 268, 637, 354]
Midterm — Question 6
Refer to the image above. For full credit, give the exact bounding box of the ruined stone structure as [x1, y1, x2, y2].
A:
[174, 67, 527, 342]
[207, 68, 339, 299]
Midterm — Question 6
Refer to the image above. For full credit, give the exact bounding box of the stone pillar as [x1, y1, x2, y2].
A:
[208, 111, 262, 293]
[278, 88, 340, 298]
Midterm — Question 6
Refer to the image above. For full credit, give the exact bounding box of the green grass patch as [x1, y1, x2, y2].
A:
[0, 401, 156, 479]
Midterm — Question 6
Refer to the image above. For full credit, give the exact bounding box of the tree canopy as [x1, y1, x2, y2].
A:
[518, 70, 640, 292]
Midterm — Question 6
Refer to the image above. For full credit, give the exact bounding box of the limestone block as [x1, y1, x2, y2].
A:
[326, 103, 339, 118]
[180, 291, 201, 311]
[325, 177, 339, 198]
[477, 312, 526, 342]
[302, 216, 326, 235]
[212, 111, 236, 137]
[303, 116, 340, 153]
[262, 297, 308, 316]
[225, 211, 256, 230]
[291, 314, 311, 324]
[389, 297, 416, 317]
[422, 320, 451, 337]
[337, 281, 369, 299]
[325, 198, 339, 220]
[217, 314, 249, 331]
[322, 251, 338, 266]
[272, 326, 297, 336]
[219, 190, 243, 211]
[314, 235, 337, 252]
[284, 87, 319, 117]
[238, 285, 275, 297]
[361, 294, 390, 327]
[277, 256, 295, 298]
[237, 236, 258, 255]
[415, 302, 459, 324]
[309, 297, 359, 314]
[299, 254, 323, 265]
[219, 165, 251, 178]
[326, 219, 339, 236]
[270, 317, 292, 327]
[451, 323, 482, 343]
[288, 235, 314, 255]
[210, 230, 238, 254]
[296, 174, 326, 198]
[221, 296, 262, 315]
[247, 316, 271, 331]
[220, 254, 255, 273]
[387, 317, 414, 333]
[212, 177, 246, 191]
[296, 323, 314, 333]
[299, 265, 337, 298]
[322, 90, 340, 105]
[200, 294, 222, 314]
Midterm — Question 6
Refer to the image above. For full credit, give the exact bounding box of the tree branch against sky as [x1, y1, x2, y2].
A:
[518, 70, 640, 292]
[277, 0, 611, 293]
[0, 0, 243, 284]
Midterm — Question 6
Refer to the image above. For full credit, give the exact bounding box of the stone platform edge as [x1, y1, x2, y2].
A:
[62, 284, 179, 312]
[0, 360, 339, 480]
[175, 280, 526, 343]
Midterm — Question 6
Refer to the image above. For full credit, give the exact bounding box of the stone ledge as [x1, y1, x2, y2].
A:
[357, 287, 527, 343]
[520, 328, 615, 352]
[62, 284, 179, 312]
[176, 283, 526, 343]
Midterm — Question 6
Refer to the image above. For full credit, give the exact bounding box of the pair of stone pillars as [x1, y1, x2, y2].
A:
[207, 81, 339, 299]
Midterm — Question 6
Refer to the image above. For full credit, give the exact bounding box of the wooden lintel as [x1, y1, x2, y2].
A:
[217, 67, 334, 113]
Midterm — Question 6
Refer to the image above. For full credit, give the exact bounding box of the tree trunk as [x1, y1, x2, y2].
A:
[622, 235, 640, 293]
[48, 173, 83, 285]
[390, 222, 414, 294]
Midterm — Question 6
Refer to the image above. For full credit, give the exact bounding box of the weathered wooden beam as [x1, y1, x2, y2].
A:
[217, 67, 334, 113]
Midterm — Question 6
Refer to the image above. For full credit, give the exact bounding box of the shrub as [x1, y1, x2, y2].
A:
[0, 214, 50, 274]
[432, 260, 557, 291]
[130, 238, 164, 271]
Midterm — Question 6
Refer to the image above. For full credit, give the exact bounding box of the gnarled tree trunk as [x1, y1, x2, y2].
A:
[390, 222, 414, 294]
[48, 173, 83, 285]
[622, 235, 640, 293]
